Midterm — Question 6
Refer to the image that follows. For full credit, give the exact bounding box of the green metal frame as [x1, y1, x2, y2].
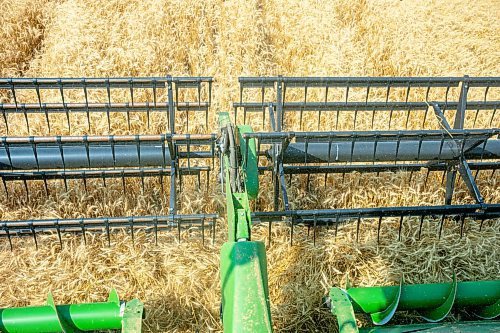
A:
[218, 112, 273, 333]
[0, 289, 143, 333]
[328, 278, 500, 333]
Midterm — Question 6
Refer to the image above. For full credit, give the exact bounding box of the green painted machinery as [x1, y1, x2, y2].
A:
[218, 112, 273, 333]
[0, 289, 143, 333]
[327, 277, 499, 332]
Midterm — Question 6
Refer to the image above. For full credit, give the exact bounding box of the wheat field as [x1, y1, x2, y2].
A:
[0, 0, 499, 332]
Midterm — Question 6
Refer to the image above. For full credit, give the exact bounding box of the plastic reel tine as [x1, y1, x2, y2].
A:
[153, 79, 158, 129]
[158, 171, 164, 197]
[106, 79, 112, 131]
[438, 214, 446, 239]
[319, 86, 328, 130]
[101, 170, 107, 188]
[268, 219, 272, 247]
[405, 82, 411, 104]
[121, 170, 126, 194]
[334, 215, 340, 240]
[473, 169, 480, 182]
[22, 104, 30, 133]
[479, 217, 486, 232]
[82, 174, 88, 193]
[128, 79, 134, 131]
[299, 86, 307, 131]
[395, 133, 401, 164]
[208, 80, 212, 127]
[350, 134, 356, 164]
[177, 218, 181, 243]
[489, 106, 497, 127]
[80, 219, 87, 245]
[43, 177, 49, 196]
[35, 80, 51, 133]
[2, 108, 8, 134]
[211, 217, 216, 245]
[335, 107, 340, 130]
[83, 136, 91, 167]
[140, 170, 146, 194]
[418, 215, 425, 240]
[405, 106, 412, 129]
[398, 216, 404, 241]
[129, 217, 134, 244]
[110, 137, 116, 168]
[55, 220, 63, 249]
[30, 221, 38, 249]
[2, 176, 8, 200]
[135, 135, 141, 165]
[197, 79, 202, 129]
[312, 215, 317, 246]
[153, 216, 158, 245]
[174, 82, 180, 132]
[353, 107, 358, 130]
[23, 179, 30, 201]
[388, 104, 394, 130]
[259, 86, 265, 128]
[459, 214, 466, 238]
[58, 79, 71, 133]
[373, 134, 380, 163]
[377, 216, 383, 244]
[5, 228, 13, 251]
[82, 80, 91, 132]
[206, 169, 210, 192]
[324, 136, 333, 186]
[289, 219, 294, 246]
[355, 216, 361, 242]
[2, 138, 13, 171]
[104, 219, 111, 247]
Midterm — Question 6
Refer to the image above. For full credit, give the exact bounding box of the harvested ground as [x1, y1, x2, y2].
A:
[0, 0, 499, 332]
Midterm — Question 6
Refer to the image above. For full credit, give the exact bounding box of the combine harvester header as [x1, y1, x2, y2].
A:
[0, 75, 498, 332]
